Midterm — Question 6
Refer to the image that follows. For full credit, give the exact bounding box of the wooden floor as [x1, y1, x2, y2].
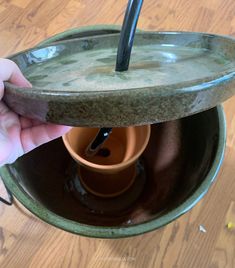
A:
[1, 0, 235, 267]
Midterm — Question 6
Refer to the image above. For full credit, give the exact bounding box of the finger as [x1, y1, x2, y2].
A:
[21, 124, 72, 153]
[19, 117, 42, 129]
[0, 81, 4, 100]
[19, 117, 32, 129]
[0, 100, 10, 114]
[0, 58, 32, 87]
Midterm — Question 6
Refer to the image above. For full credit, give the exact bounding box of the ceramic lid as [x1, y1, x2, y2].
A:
[4, 27, 235, 127]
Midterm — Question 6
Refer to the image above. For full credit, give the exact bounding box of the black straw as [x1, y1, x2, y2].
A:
[115, 0, 144, 72]
[85, 0, 143, 157]
[85, 128, 112, 157]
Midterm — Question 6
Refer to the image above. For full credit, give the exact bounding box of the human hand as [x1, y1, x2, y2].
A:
[0, 58, 71, 166]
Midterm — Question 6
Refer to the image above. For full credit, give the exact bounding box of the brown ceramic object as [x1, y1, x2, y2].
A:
[62, 126, 151, 197]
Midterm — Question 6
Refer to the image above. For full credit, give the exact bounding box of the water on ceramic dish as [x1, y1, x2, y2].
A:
[24, 44, 235, 91]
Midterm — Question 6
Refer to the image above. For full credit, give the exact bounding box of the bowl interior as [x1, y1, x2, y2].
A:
[4, 107, 223, 229]
[11, 33, 235, 93]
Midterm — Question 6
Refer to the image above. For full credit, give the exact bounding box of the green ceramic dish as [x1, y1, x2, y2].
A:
[37, 25, 123, 46]
[3, 29, 235, 127]
[0, 106, 226, 238]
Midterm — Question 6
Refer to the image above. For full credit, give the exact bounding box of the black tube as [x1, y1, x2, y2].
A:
[85, 0, 144, 157]
[115, 0, 144, 72]
[0, 183, 13, 206]
[85, 128, 112, 157]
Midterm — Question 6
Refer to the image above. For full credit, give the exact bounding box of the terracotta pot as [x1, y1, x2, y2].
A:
[62, 126, 151, 197]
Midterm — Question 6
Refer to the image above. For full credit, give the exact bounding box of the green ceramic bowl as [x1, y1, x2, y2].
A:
[3, 28, 235, 127]
[0, 106, 226, 238]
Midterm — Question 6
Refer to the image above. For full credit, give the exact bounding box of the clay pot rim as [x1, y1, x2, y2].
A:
[62, 125, 151, 171]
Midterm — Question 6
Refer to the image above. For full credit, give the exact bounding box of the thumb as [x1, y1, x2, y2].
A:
[0, 58, 31, 99]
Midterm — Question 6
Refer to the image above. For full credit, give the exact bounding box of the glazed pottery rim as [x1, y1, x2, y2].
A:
[62, 125, 151, 171]
[5, 31, 235, 98]
[0, 106, 226, 238]
[35, 25, 235, 48]
[36, 24, 123, 46]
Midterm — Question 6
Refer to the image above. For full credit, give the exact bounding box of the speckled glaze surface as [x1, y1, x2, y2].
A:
[0, 106, 226, 238]
[3, 27, 235, 127]
[37, 25, 123, 46]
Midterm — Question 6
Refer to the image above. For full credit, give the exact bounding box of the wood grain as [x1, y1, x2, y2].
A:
[1, 0, 235, 267]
